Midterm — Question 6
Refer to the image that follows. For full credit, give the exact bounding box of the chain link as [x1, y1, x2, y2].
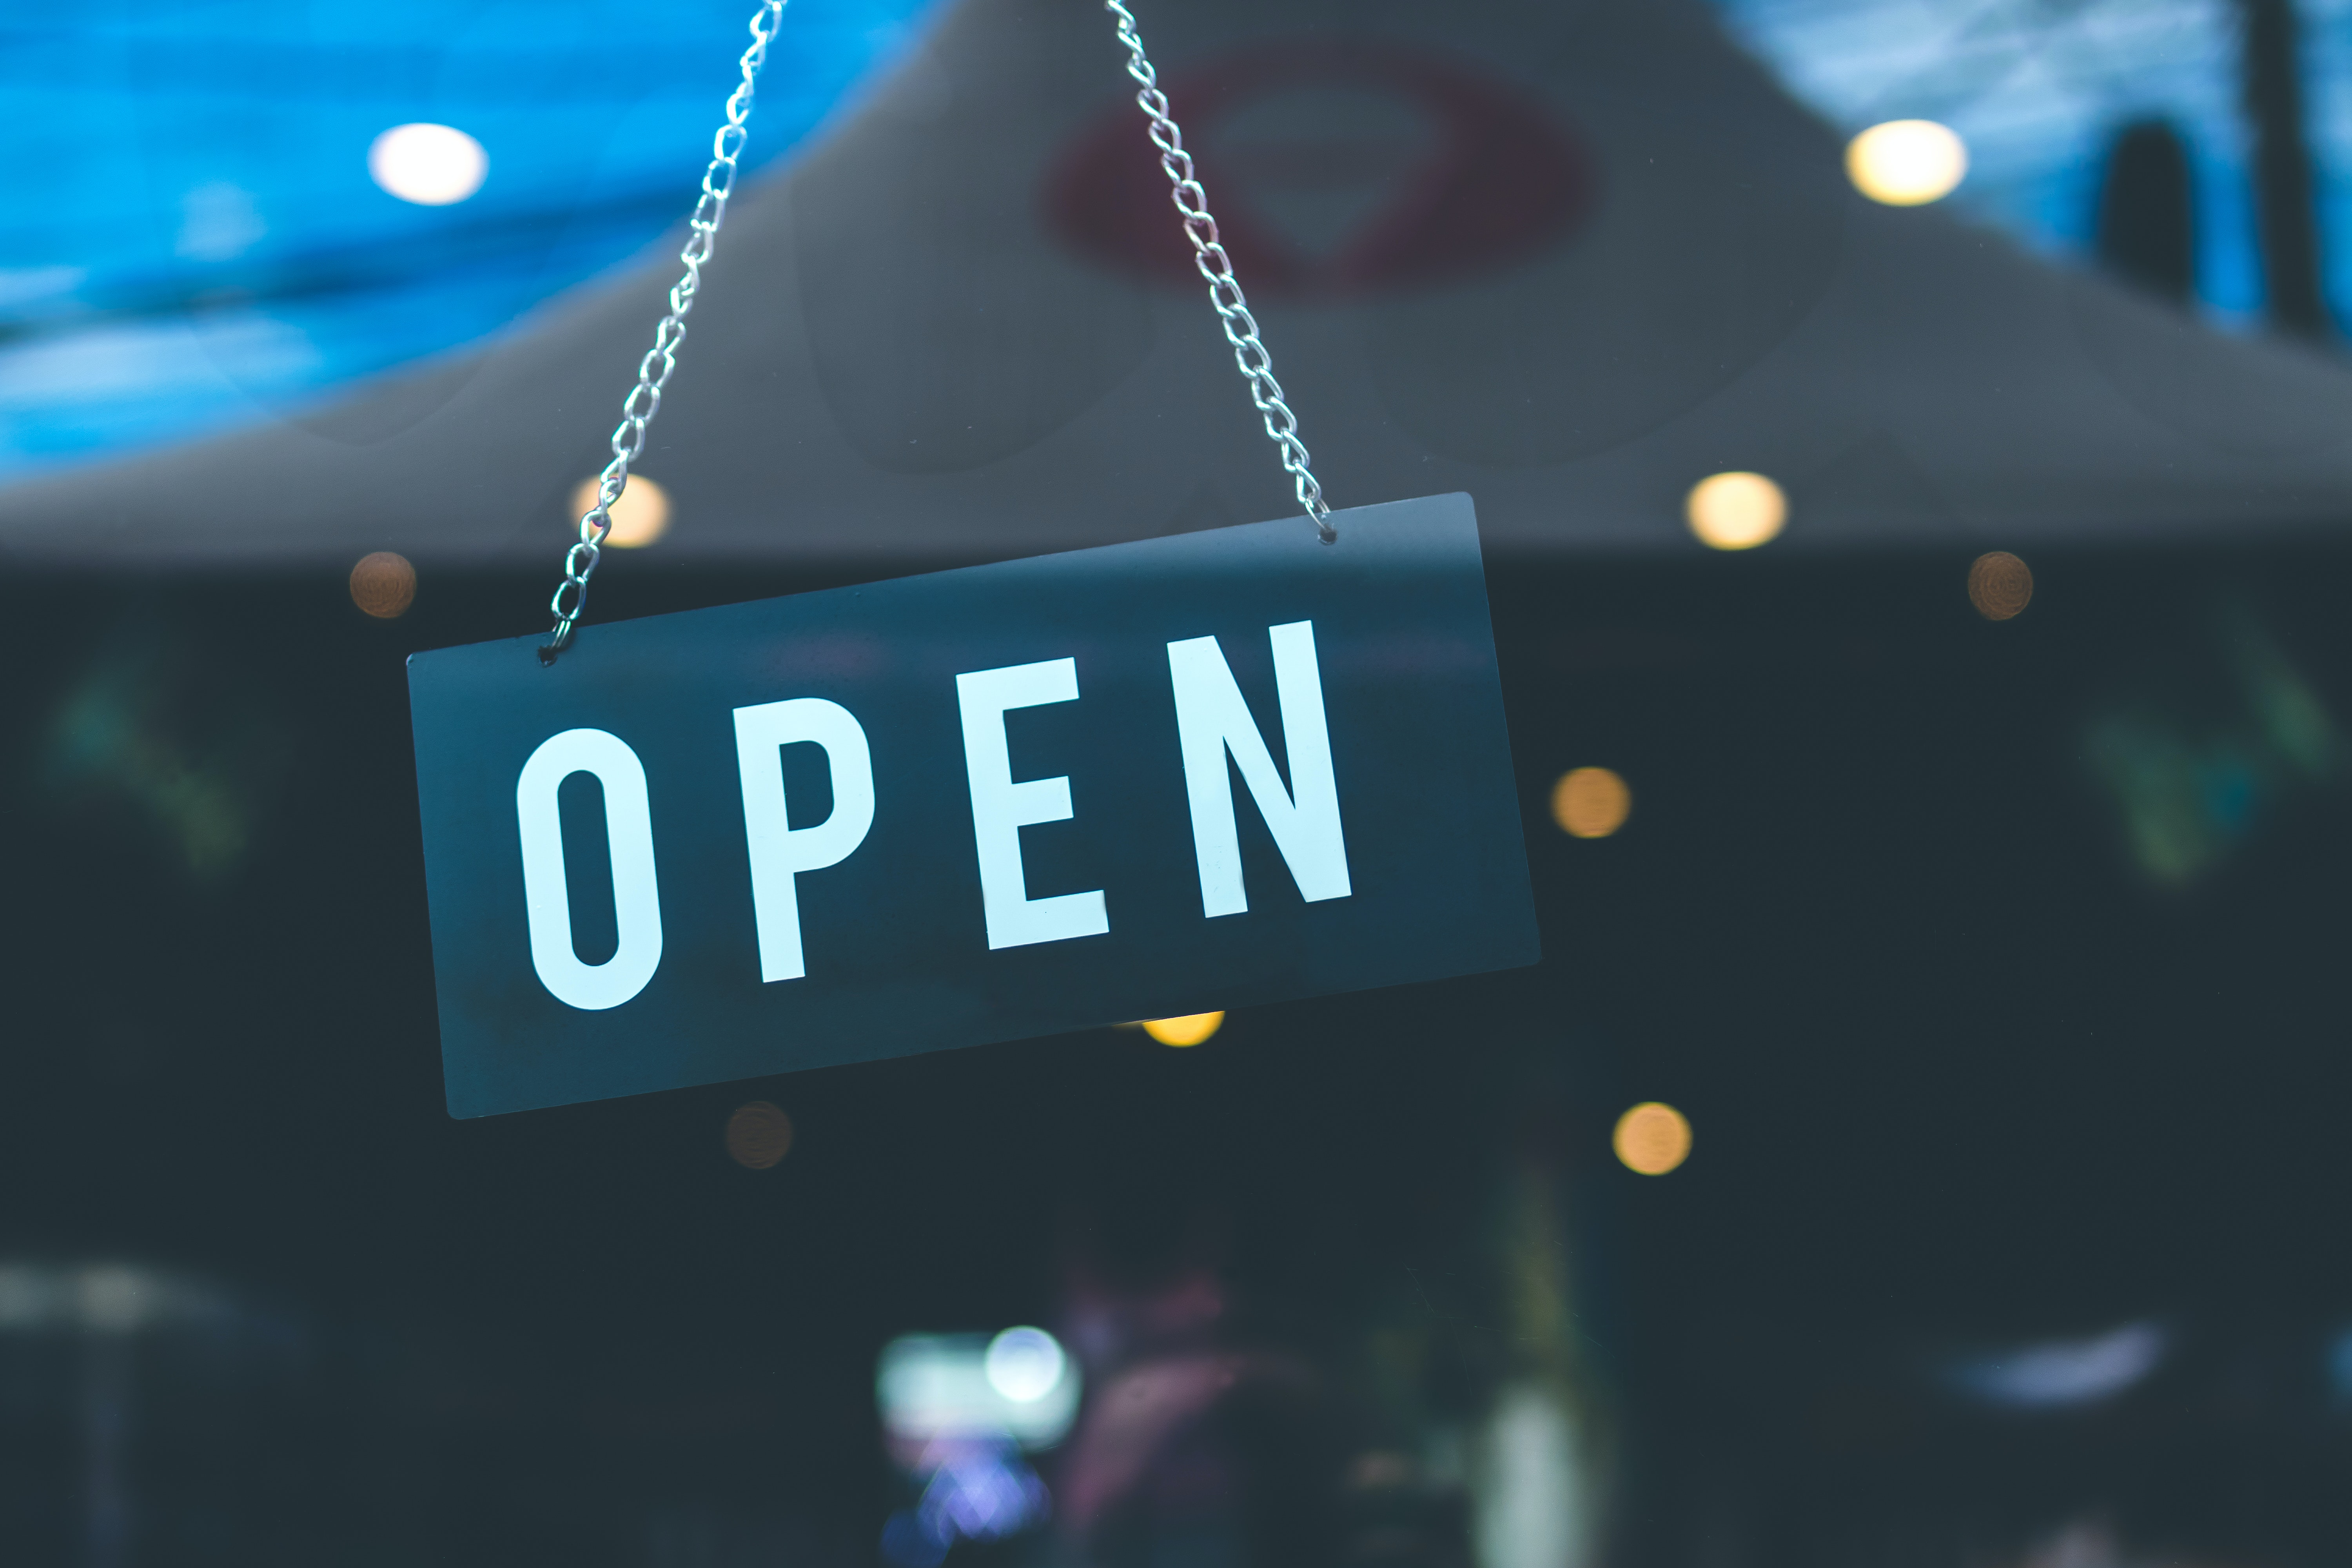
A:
[1104, 0, 1336, 544]
[543, 0, 1331, 659]
[541, 1, 787, 662]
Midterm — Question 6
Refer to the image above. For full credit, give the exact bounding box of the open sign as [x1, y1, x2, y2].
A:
[408, 494, 1535, 1117]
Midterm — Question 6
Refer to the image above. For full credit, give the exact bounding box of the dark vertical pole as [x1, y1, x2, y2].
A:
[2239, 0, 2331, 337]
[2095, 120, 2196, 305]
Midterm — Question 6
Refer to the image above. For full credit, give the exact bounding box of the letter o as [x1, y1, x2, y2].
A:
[515, 728, 664, 1011]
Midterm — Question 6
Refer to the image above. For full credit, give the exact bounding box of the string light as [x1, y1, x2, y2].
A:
[1686, 472, 1787, 550]
[348, 552, 415, 619]
[1846, 120, 1967, 206]
[985, 1328, 1068, 1403]
[570, 474, 671, 548]
[1142, 1012, 1223, 1046]
[725, 1100, 794, 1169]
[1613, 1102, 1691, 1175]
[1552, 768, 1631, 838]
[1968, 551, 2033, 620]
[367, 123, 488, 206]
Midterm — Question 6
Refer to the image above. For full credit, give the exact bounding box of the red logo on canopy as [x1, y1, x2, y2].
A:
[1047, 41, 1595, 298]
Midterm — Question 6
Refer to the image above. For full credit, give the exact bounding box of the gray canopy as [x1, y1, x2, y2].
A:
[7, 0, 2352, 565]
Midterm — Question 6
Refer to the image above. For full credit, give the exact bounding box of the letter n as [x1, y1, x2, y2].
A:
[1166, 620, 1351, 918]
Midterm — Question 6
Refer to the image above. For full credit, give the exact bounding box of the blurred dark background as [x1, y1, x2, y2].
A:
[2, 535, 2349, 1566]
[11, 0, 2352, 1564]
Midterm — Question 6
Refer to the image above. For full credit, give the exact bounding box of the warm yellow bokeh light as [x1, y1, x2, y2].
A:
[1686, 471, 1787, 550]
[1551, 767, 1631, 838]
[1142, 1012, 1224, 1047]
[1846, 119, 1967, 206]
[1968, 550, 2033, 621]
[1613, 1102, 1692, 1175]
[570, 474, 671, 549]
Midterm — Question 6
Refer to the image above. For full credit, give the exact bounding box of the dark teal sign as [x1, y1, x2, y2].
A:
[408, 494, 1536, 1118]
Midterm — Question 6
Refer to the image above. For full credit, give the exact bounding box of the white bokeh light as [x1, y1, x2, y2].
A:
[1845, 119, 1967, 206]
[368, 123, 488, 206]
[1685, 470, 1788, 550]
[984, 1327, 1066, 1404]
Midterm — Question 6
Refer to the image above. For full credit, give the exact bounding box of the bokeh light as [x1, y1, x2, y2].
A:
[984, 1327, 1067, 1403]
[1846, 119, 1967, 206]
[1142, 1012, 1224, 1046]
[724, 1100, 794, 1169]
[1686, 471, 1787, 550]
[1552, 767, 1632, 838]
[570, 474, 671, 548]
[1944, 1321, 2167, 1408]
[1613, 1101, 1692, 1175]
[348, 551, 415, 619]
[878, 1331, 1082, 1449]
[367, 123, 488, 206]
[1968, 550, 2034, 620]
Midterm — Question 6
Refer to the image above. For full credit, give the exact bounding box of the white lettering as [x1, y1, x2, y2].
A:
[1167, 621, 1351, 918]
[733, 698, 876, 982]
[955, 658, 1110, 950]
[515, 728, 664, 1011]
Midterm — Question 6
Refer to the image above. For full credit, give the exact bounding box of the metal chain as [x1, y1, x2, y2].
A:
[542, 0, 1329, 659]
[541, 1, 787, 662]
[1105, 0, 1336, 544]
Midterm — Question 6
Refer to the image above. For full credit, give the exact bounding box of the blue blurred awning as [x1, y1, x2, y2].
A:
[0, 1, 938, 479]
[9, 0, 2352, 568]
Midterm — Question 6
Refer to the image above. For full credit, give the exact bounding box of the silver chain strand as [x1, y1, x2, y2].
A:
[541, 1, 786, 662]
[1105, 0, 1336, 544]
